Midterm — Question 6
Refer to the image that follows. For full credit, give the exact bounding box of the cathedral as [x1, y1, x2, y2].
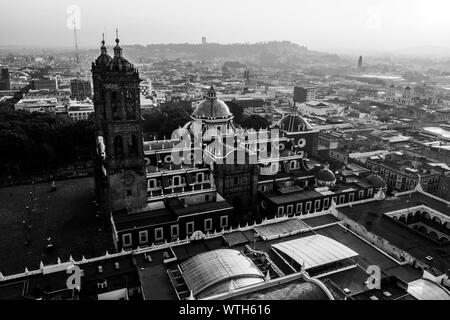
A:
[386, 84, 414, 106]
[92, 36, 384, 250]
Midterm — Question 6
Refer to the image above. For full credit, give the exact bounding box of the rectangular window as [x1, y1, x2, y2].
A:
[234, 177, 239, 185]
[220, 216, 229, 229]
[205, 195, 210, 202]
[148, 179, 156, 189]
[315, 199, 321, 211]
[296, 203, 303, 215]
[122, 233, 132, 248]
[277, 206, 284, 217]
[170, 225, 179, 239]
[349, 193, 354, 202]
[290, 161, 296, 169]
[323, 198, 330, 209]
[204, 218, 213, 232]
[305, 202, 311, 213]
[358, 190, 364, 199]
[154, 227, 164, 242]
[339, 195, 345, 204]
[138, 230, 148, 245]
[287, 205, 293, 216]
[367, 188, 373, 197]
[186, 222, 194, 236]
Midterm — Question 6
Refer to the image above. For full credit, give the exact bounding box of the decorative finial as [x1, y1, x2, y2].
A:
[113, 28, 122, 57]
[207, 85, 216, 99]
[100, 33, 107, 55]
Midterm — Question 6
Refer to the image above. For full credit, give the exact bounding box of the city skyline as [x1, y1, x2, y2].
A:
[1, 0, 450, 304]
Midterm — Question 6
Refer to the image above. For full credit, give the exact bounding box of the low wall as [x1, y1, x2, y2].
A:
[332, 209, 429, 270]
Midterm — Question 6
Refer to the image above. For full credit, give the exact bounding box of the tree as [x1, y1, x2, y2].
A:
[0, 110, 95, 175]
[226, 101, 244, 124]
[142, 107, 191, 139]
[240, 114, 269, 131]
[159, 109, 191, 138]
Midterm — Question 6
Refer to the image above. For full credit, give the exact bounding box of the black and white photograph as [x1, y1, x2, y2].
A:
[0, 0, 449, 309]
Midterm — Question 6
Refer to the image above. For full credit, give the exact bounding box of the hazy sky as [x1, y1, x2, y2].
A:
[1, 0, 450, 53]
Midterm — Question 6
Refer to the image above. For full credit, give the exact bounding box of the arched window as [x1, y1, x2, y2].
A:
[114, 135, 124, 156]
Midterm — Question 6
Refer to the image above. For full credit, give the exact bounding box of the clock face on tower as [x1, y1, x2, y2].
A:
[124, 173, 135, 186]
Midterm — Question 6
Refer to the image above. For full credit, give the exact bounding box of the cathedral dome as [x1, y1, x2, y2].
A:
[107, 56, 134, 72]
[279, 114, 313, 132]
[316, 164, 336, 183]
[96, 53, 112, 65]
[192, 86, 232, 119]
[106, 37, 135, 72]
[364, 174, 386, 189]
[95, 38, 112, 66]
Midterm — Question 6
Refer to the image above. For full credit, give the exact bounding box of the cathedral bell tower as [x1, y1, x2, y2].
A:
[92, 32, 147, 213]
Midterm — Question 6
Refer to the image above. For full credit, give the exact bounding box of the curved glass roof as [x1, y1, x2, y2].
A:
[180, 249, 265, 298]
[407, 279, 450, 300]
[271, 235, 358, 270]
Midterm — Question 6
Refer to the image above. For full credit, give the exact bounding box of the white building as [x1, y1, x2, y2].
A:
[297, 101, 339, 116]
[15, 98, 57, 113]
[67, 101, 94, 121]
[386, 85, 413, 106]
[306, 87, 317, 101]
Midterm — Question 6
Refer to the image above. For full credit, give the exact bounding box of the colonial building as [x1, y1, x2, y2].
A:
[92, 36, 386, 251]
[386, 84, 414, 106]
[365, 153, 443, 194]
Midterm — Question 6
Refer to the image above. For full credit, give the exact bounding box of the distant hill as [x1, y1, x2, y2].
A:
[120, 41, 343, 67]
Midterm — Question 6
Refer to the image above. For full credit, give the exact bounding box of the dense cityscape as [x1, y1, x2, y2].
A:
[0, 1, 450, 305]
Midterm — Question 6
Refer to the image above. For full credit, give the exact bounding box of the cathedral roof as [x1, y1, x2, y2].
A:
[316, 164, 336, 182]
[364, 174, 386, 188]
[95, 37, 112, 66]
[192, 86, 233, 119]
[279, 114, 313, 132]
[106, 35, 135, 72]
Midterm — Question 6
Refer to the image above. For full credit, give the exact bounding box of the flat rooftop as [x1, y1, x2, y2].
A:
[133, 215, 422, 299]
[262, 181, 363, 205]
[0, 177, 114, 275]
[338, 192, 450, 273]
[113, 199, 233, 231]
